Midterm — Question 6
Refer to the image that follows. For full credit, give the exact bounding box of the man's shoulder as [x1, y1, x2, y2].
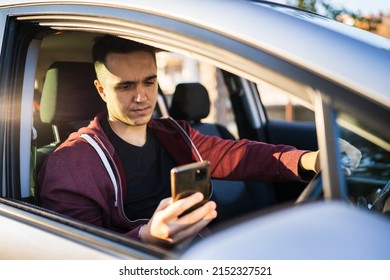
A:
[52, 134, 91, 157]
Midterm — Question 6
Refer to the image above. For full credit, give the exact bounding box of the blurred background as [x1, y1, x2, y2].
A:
[273, 0, 390, 38]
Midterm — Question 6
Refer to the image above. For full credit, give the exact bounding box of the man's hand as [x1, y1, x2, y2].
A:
[139, 192, 217, 247]
[299, 138, 362, 176]
[339, 138, 362, 176]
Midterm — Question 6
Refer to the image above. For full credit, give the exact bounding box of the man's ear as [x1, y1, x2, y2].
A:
[94, 79, 106, 102]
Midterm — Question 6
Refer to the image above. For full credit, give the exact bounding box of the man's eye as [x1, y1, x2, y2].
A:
[116, 84, 133, 91]
[145, 80, 156, 86]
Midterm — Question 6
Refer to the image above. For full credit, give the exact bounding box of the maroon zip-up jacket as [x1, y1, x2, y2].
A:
[38, 111, 308, 240]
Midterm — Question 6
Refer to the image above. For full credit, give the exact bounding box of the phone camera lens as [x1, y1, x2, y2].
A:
[195, 168, 207, 180]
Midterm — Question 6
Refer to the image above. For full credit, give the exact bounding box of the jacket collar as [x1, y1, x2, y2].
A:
[73, 111, 199, 165]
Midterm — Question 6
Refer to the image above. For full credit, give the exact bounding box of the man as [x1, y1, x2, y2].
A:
[39, 35, 361, 247]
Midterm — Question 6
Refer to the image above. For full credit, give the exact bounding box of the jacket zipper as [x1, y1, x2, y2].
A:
[81, 134, 148, 223]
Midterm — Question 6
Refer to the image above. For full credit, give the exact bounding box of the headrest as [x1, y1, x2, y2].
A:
[169, 83, 210, 123]
[40, 61, 106, 125]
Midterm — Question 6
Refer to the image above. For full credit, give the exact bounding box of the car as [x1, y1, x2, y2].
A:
[0, 0, 389, 260]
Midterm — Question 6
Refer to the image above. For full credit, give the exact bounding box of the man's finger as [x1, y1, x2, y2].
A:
[163, 192, 205, 221]
[169, 200, 217, 235]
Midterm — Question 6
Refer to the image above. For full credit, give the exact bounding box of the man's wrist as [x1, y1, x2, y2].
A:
[299, 151, 320, 173]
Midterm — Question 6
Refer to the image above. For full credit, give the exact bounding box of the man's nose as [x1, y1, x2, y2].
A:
[134, 84, 147, 103]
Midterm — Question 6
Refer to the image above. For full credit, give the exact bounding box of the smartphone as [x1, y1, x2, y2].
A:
[170, 161, 211, 216]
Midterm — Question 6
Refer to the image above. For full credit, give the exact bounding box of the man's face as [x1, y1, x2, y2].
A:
[94, 51, 158, 127]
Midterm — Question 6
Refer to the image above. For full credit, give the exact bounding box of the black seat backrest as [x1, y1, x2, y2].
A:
[170, 83, 236, 139]
[40, 61, 106, 141]
[169, 82, 275, 224]
[34, 61, 106, 203]
[37, 61, 106, 165]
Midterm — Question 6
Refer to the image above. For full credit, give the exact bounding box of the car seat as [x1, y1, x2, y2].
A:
[39, 61, 106, 144]
[169, 82, 275, 224]
[33, 61, 106, 202]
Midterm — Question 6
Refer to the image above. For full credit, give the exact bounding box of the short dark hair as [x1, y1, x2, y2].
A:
[92, 35, 156, 64]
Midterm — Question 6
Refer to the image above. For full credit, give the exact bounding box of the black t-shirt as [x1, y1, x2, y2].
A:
[101, 119, 175, 220]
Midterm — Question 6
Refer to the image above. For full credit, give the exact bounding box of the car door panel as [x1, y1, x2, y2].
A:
[265, 120, 317, 151]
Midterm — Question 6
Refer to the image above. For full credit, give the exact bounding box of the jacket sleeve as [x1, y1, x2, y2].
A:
[181, 121, 309, 182]
[38, 151, 143, 239]
[39, 154, 111, 227]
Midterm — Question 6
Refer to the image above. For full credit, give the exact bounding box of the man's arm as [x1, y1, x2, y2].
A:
[39, 155, 108, 226]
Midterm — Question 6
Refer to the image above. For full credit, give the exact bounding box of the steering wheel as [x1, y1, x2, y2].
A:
[295, 171, 323, 204]
[295, 171, 390, 215]
[371, 179, 390, 214]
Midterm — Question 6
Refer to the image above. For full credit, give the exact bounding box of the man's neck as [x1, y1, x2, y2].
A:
[108, 120, 147, 147]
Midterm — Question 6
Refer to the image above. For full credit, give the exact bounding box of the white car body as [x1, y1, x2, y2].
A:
[0, 0, 389, 259]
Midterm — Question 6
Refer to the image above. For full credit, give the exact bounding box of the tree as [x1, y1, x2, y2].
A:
[288, 0, 382, 32]
[294, 0, 317, 13]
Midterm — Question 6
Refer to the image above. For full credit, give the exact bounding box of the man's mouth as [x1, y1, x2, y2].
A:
[131, 106, 150, 114]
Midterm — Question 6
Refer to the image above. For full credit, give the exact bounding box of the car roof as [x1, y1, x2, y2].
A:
[2, 0, 390, 108]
